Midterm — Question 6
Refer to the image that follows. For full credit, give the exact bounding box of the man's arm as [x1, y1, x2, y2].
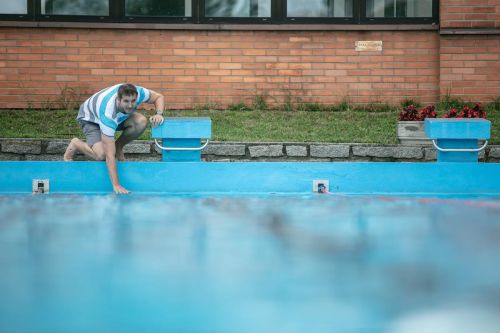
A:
[102, 134, 129, 194]
[148, 89, 165, 127]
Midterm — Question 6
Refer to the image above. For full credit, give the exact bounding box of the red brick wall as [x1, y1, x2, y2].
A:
[0, 28, 439, 109]
[440, 0, 500, 28]
[440, 35, 500, 101]
[439, 1, 500, 102]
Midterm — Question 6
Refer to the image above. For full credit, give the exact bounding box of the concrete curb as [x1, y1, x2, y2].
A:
[1, 138, 499, 162]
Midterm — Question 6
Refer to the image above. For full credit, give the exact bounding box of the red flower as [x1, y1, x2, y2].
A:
[419, 105, 437, 120]
[473, 103, 486, 118]
[399, 105, 419, 121]
[443, 105, 486, 119]
[399, 105, 437, 121]
[399, 103, 487, 121]
[444, 108, 458, 118]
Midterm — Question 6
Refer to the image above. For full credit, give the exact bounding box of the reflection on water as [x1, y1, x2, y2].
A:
[0, 194, 499, 332]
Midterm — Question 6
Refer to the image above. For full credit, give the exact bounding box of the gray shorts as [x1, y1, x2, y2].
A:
[78, 120, 125, 147]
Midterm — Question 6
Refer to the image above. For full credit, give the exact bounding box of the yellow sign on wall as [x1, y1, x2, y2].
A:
[355, 41, 383, 51]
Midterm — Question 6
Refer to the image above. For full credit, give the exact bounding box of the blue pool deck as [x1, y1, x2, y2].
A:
[1, 161, 500, 195]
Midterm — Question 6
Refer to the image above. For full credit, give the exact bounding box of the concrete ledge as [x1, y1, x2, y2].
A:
[46, 141, 68, 154]
[286, 145, 308, 157]
[1, 140, 42, 155]
[123, 142, 152, 154]
[0, 138, 499, 162]
[352, 146, 423, 159]
[203, 144, 246, 156]
[490, 147, 500, 159]
[310, 145, 350, 158]
[249, 145, 284, 157]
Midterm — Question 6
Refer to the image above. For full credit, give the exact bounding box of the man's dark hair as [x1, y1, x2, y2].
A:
[117, 84, 138, 99]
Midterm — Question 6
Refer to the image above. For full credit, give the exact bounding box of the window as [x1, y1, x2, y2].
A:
[366, 0, 432, 18]
[41, 0, 109, 15]
[126, 0, 190, 17]
[0, 0, 438, 23]
[206, 0, 271, 18]
[288, 0, 352, 18]
[0, 1, 27, 14]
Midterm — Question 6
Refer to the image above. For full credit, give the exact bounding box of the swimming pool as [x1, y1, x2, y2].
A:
[1, 193, 499, 332]
[1, 159, 500, 332]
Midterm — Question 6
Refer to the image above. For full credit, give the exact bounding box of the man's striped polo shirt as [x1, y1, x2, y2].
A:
[76, 84, 151, 137]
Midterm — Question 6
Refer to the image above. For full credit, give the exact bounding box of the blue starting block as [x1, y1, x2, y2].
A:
[152, 117, 211, 162]
[424, 118, 490, 163]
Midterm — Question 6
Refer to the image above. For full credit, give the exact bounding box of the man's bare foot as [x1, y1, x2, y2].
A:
[63, 138, 78, 161]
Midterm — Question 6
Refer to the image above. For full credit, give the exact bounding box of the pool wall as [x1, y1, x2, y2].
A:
[1, 161, 499, 195]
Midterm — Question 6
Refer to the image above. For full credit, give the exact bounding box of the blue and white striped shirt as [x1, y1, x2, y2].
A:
[77, 84, 151, 137]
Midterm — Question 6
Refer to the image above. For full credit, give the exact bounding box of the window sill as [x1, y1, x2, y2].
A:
[440, 28, 500, 35]
[0, 20, 439, 31]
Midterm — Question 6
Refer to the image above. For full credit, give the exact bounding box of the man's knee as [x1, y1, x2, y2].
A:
[136, 114, 147, 131]
[92, 144, 106, 160]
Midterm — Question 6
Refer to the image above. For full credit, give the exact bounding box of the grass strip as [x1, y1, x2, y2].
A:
[0, 109, 498, 144]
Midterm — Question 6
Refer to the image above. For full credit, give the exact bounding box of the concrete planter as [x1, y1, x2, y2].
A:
[397, 121, 431, 145]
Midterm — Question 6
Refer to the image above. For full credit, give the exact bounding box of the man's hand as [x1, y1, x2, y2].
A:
[147, 90, 164, 128]
[149, 114, 164, 127]
[102, 134, 130, 195]
[113, 184, 130, 194]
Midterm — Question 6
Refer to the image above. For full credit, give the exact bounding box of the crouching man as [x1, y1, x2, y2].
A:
[64, 83, 164, 194]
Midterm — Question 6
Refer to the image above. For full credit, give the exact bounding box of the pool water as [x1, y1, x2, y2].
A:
[1, 194, 499, 333]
